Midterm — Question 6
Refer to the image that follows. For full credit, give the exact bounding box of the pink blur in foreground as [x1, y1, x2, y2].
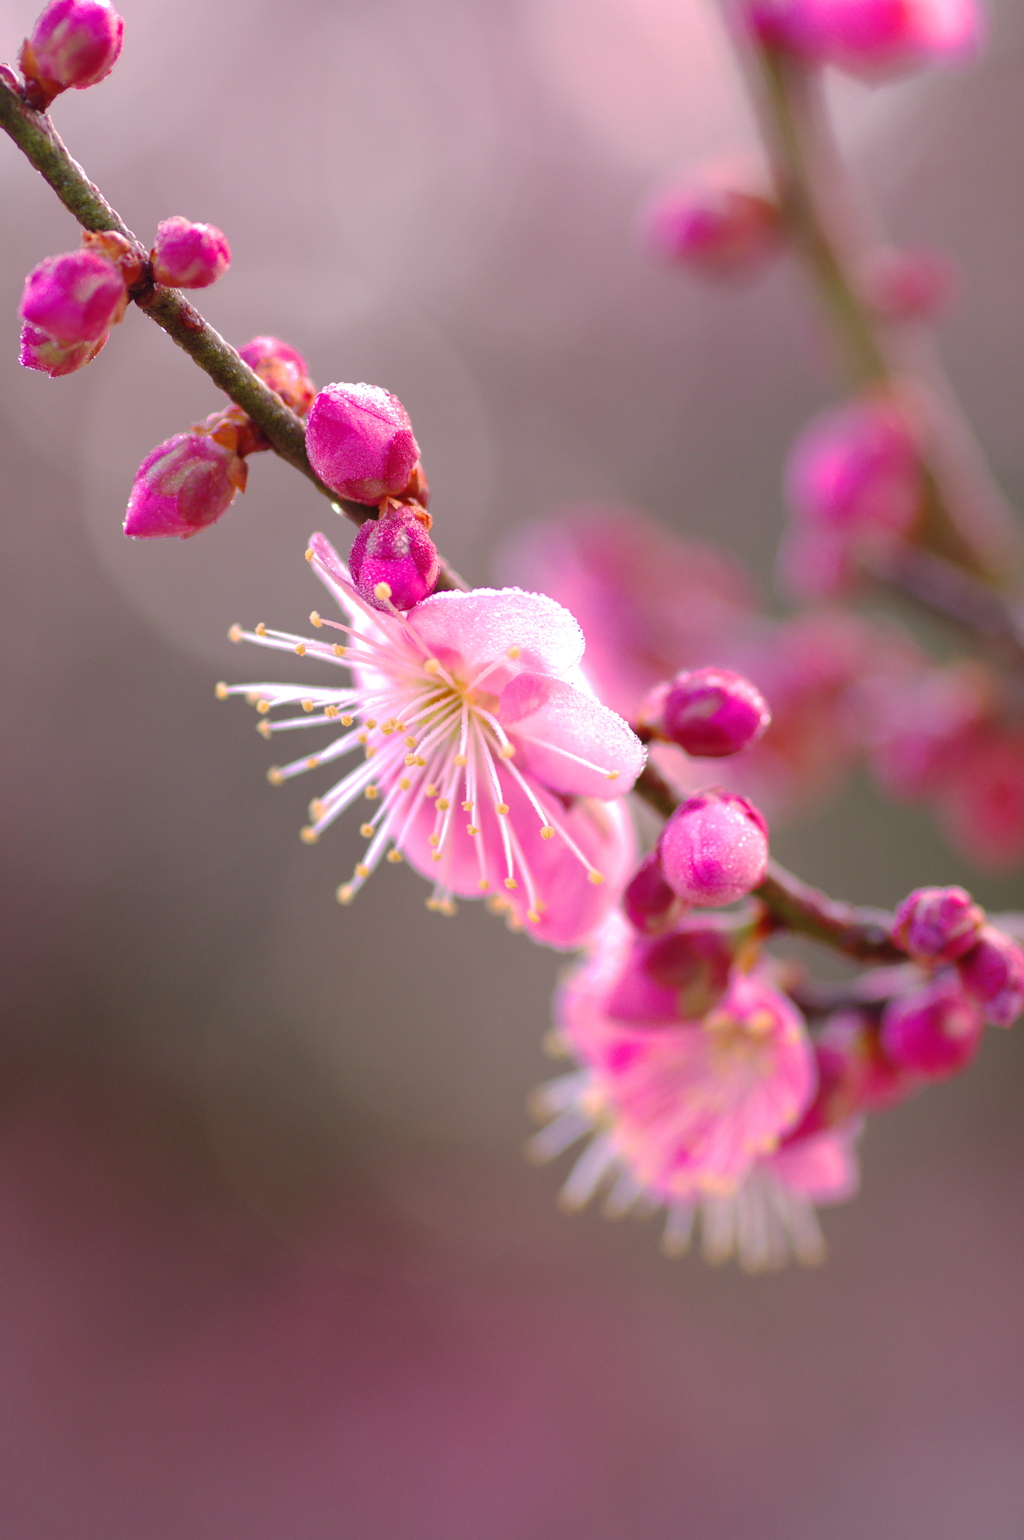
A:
[640, 182, 781, 280]
[740, 0, 982, 76]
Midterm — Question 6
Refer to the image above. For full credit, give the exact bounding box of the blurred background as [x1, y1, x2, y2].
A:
[2, 0, 1024, 1534]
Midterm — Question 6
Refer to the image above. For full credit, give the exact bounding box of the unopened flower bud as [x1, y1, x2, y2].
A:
[786, 398, 921, 542]
[306, 382, 420, 505]
[623, 850, 686, 935]
[880, 974, 984, 1079]
[643, 912, 752, 1018]
[654, 667, 771, 758]
[892, 885, 985, 963]
[659, 787, 769, 908]
[737, 0, 982, 76]
[958, 927, 1024, 1028]
[865, 248, 955, 323]
[20, 0, 123, 108]
[19, 321, 107, 376]
[640, 183, 781, 280]
[348, 502, 439, 612]
[19, 248, 126, 346]
[151, 216, 231, 290]
[238, 336, 315, 415]
[124, 423, 248, 539]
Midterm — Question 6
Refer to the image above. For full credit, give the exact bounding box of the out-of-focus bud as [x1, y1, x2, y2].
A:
[958, 927, 1024, 1028]
[623, 850, 686, 935]
[788, 1008, 912, 1138]
[650, 666, 771, 758]
[864, 248, 956, 323]
[659, 787, 769, 908]
[880, 974, 984, 1079]
[19, 0, 123, 108]
[736, 0, 982, 77]
[867, 659, 992, 801]
[19, 248, 126, 346]
[892, 885, 985, 963]
[150, 216, 231, 290]
[19, 322, 107, 376]
[238, 336, 316, 416]
[934, 726, 1024, 871]
[640, 182, 782, 280]
[643, 911, 758, 1018]
[306, 382, 420, 505]
[776, 520, 858, 601]
[123, 415, 249, 539]
[348, 501, 439, 612]
[786, 397, 921, 544]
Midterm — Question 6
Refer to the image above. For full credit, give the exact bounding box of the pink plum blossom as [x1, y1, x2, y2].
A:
[307, 383, 421, 505]
[151, 217, 231, 290]
[220, 536, 644, 946]
[20, 0, 123, 107]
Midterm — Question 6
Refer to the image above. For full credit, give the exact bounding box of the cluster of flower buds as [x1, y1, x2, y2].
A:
[18, 0, 123, 111]
[306, 381, 438, 610]
[739, 0, 982, 78]
[639, 179, 782, 282]
[779, 396, 923, 600]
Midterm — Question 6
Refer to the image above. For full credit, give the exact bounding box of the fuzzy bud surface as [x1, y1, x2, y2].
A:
[658, 666, 771, 758]
[238, 336, 315, 416]
[20, 0, 123, 104]
[124, 424, 247, 539]
[151, 217, 231, 290]
[19, 248, 126, 346]
[659, 788, 769, 907]
[19, 322, 106, 376]
[307, 383, 420, 504]
[892, 885, 985, 962]
[348, 503, 440, 612]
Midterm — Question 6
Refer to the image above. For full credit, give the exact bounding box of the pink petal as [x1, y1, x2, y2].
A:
[406, 587, 585, 687]
[767, 1123, 862, 1204]
[497, 673, 645, 799]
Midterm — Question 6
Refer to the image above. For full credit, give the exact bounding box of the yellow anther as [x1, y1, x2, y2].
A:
[341, 714, 354, 726]
[309, 610, 323, 628]
[405, 754, 420, 768]
[365, 718, 377, 729]
[228, 624, 243, 643]
[428, 834, 440, 847]
[215, 681, 229, 700]
[507, 645, 521, 659]
[386, 849, 403, 864]
[381, 723, 395, 735]
[333, 644, 346, 658]
[499, 743, 515, 759]
[504, 877, 518, 891]
[256, 699, 271, 714]
[294, 642, 307, 657]
[466, 825, 480, 837]
[301, 698, 314, 712]
[305, 756, 320, 769]
[478, 879, 490, 891]
[496, 803, 509, 816]
[365, 786, 380, 801]
[436, 798, 450, 812]
[355, 864, 370, 880]
[267, 767, 283, 786]
[486, 896, 511, 915]
[337, 885, 355, 905]
[374, 582, 392, 602]
[540, 826, 555, 839]
[424, 658, 440, 674]
[257, 720, 272, 739]
[309, 800, 325, 820]
[300, 826, 319, 844]
[439, 899, 457, 916]
[462, 800, 474, 812]
[454, 754, 467, 767]
[425, 784, 439, 798]
[605, 770, 620, 781]
[587, 870, 604, 885]
[357, 732, 368, 744]
[365, 746, 377, 759]
[245, 691, 262, 706]
[526, 910, 541, 924]
[325, 705, 339, 719]
[255, 623, 267, 637]
[305, 547, 314, 562]
[398, 777, 411, 790]
[404, 736, 418, 749]
[360, 823, 375, 838]
[425, 897, 441, 911]
[432, 851, 443, 862]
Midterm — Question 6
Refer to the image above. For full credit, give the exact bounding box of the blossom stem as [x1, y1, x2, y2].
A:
[0, 67, 473, 591]
[743, 38, 1019, 590]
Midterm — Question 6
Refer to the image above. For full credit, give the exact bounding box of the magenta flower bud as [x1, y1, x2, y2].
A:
[238, 336, 315, 416]
[123, 427, 247, 539]
[20, 0, 123, 106]
[880, 975, 984, 1080]
[306, 382, 420, 505]
[19, 248, 126, 346]
[150, 217, 231, 290]
[865, 249, 955, 323]
[786, 399, 921, 542]
[958, 927, 1024, 1028]
[623, 850, 686, 935]
[348, 503, 439, 612]
[640, 183, 781, 280]
[892, 886, 985, 963]
[642, 914, 745, 1018]
[659, 788, 769, 908]
[737, 0, 982, 75]
[657, 667, 771, 758]
[19, 321, 107, 377]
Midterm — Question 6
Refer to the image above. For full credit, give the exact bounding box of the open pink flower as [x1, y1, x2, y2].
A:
[220, 535, 644, 947]
[540, 915, 816, 1199]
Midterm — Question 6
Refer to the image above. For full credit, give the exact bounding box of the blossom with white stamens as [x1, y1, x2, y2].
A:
[218, 533, 644, 947]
